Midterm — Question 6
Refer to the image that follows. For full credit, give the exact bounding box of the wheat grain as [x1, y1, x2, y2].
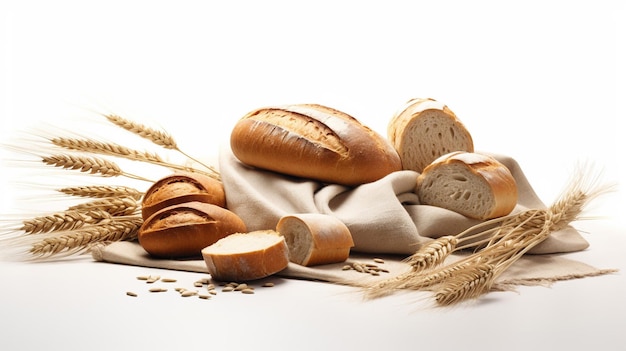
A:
[20, 209, 113, 234]
[58, 185, 143, 200]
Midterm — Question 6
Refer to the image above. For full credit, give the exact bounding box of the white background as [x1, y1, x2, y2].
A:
[1, 1, 625, 350]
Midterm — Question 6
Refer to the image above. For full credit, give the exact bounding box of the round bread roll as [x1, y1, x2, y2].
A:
[276, 213, 354, 266]
[230, 103, 402, 186]
[141, 171, 225, 220]
[388, 98, 474, 173]
[138, 201, 246, 258]
[416, 151, 518, 220]
[201, 230, 289, 281]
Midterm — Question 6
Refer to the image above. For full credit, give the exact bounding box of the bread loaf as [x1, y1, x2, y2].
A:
[276, 213, 354, 266]
[201, 230, 289, 281]
[138, 201, 247, 258]
[388, 98, 474, 173]
[230, 104, 402, 186]
[416, 151, 518, 220]
[141, 171, 225, 220]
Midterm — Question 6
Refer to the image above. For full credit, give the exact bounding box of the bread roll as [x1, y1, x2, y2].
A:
[388, 98, 474, 173]
[201, 230, 289, 281]
[276, 213, 354, 266]
[416, 151, 518, 220]
[138, 201, 246, 258]
[230, 104, 402, 186]
[141, 171, 225, 220]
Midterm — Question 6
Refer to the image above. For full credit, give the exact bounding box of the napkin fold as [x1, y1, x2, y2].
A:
[92, 146, 613, 291]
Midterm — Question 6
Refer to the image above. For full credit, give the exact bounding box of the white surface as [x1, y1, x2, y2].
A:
[1, 1, 625, 350]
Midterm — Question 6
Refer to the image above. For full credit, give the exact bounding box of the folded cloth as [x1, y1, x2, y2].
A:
[92, 146, 613, 293]
[218, 146, 588, 255]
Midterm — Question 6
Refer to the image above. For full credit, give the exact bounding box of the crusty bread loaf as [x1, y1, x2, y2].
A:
[416, 151, 518, 220]
[276, 213, 354, 266]
[138, 202, 247, 258]
[388, 98, 474, 173]
[201, 230, 289, 281]
[230, 103, 402, 186]
[141, 171, 225, 220]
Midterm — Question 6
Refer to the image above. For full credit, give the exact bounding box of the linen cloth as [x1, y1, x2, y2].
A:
[93, 146, 613, 289]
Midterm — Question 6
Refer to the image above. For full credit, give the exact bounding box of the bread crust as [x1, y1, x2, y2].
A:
[230, 104, 402, 186]
[138, 202, 246, 258]
[141, 171, 225, 220]
[388, 98, 474, 172]
[201, 230, 289, 281]
[416, 151, 518, 220]
[277, 213, 354, 266]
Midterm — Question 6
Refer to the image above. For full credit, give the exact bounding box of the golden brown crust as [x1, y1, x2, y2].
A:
[201, 230, 289, 281]
[141, 171, 225, 220]
[230, 104, 401, 186]
[138, 202, 246, 259]
[416, 152, 518, 220]
[276, 213, 354, 267]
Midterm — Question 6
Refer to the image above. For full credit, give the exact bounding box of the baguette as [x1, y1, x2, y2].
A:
[416, 151, 518, 220]
[388, 98, 474, 173]
[230, 103, 402, 186]
[138, 202, 247, 258]
[276, 213, 354, 266]
[201, 230, 289, 281]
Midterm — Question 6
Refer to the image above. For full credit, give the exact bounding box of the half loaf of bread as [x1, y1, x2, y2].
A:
[201, 230, 289, 281]
[277, 213, 354, 266]
[388, 98, 474, 173]
[416, 151, 518, 220]
[230, 104, 402, 186]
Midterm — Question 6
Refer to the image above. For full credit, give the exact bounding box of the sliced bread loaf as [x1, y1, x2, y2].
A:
[388, 98, 474, 173]
[416, 151, 518, 220]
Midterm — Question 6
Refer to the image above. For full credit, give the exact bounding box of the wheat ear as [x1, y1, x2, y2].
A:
[28, 216, 142, 258]
[42, 153, 153, 182]
[20, 209, 113, 235]
[104, 114, 221, 180]
[68, 197, 140, 216]
[58, 185, 143, 200]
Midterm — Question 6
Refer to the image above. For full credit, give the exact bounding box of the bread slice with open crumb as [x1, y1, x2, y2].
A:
[388, 98, 474, 173]
[416, 151, 518, 220]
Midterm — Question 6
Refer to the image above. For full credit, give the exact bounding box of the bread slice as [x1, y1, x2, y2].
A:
[276, 213, 354, 266]
[416, 151, 518, 220]
[388, 98, 474, 173]
[201, 230, 289, 281]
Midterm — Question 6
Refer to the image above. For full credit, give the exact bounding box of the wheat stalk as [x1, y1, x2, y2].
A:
[104, 114, 221, 180]
[58, 185, 144, 200]
[28, 216, 142, 258]
[41, 153, 152, 182]
[68, 197, 140, 216]
[21, 209, 113, 235]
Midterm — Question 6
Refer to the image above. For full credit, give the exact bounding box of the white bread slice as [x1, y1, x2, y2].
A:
[276, 213, 354, 267]
[416, 151, 518, 220]
[201, 230, 289, 281]
[388, 98, 474, 173]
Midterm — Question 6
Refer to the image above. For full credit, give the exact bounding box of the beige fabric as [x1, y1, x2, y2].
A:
[92, 147, 612, 290]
